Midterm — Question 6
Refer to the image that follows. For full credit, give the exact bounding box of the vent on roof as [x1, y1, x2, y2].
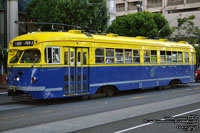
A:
[136, 36, 145, 39]
[68, 30, 82, 34]
[178, 41, 188, 44]
[107, 33, 118, 37]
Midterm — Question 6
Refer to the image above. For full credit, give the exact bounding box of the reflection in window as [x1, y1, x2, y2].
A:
[144, 50, 150, 63]
[160, 51, 166, 63]
[185, 52, 189, 63]
[116, 49, 124, 64]
[64, 52, 68, 65]
[45, 47, 60, 64]
[133, 50, 140, 63]
[9, 51, 23, 63]
[71, 51, 74, 65]
[95, 48, 104, 64]
[167, 51, 172, 63]
[151, 50, 157, 63]
[83, 52, 87, 65]
[125, 49, 132, 64]
[178, 52, 183, 63]
[106, 48, 114, 64]
[20, 50, 41, 63]
[172, 51, 177, 63]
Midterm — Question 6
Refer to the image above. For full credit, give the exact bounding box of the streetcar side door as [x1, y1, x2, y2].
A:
[63, 47, 89, 95]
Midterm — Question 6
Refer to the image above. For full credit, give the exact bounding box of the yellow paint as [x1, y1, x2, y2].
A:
[7, 31, 196, 68]
[128, 96, 147, 100]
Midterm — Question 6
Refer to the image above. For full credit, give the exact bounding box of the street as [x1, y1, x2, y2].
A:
[0, 83, 200, 133]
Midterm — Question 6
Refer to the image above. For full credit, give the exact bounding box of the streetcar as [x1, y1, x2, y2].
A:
[6, 30, 196, 100]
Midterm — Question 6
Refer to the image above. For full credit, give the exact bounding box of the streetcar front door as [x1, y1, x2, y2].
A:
[63, 47, 89, 95]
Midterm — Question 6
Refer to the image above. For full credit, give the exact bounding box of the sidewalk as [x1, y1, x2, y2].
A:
[0, 83, 8, 92]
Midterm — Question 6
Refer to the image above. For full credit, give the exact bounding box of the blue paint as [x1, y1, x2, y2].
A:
[7, 65, 194, 99]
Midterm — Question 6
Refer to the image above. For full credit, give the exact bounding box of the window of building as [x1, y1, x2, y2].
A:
[125, 49, 132, 64]
[45, 47, 60, 64]
[95, 48, 104, 64]
[172, 51, 177, 63]
[185, 52, 189, 63]
[178, 52, 183, 63]
[106, 48, 114, 64]
[144, 50, 150, 63]
[116, 3, 125, 12]
[160, 51, 166, 63]
[167, 51, 172, 63]
[128, 2, 137, 11]
[116, 49, 124, 64]
[151, 50, 157, 63]
[133, 50, 140, 63]
[147, 0, 162, 8]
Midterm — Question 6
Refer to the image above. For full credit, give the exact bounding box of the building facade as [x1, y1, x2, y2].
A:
[116, 0, 200, 27]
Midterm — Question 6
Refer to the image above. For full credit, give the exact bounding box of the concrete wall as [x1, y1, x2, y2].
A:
[7, 0, 19, 44]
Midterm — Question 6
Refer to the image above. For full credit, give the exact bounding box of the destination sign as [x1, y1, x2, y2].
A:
[13, 40, 34, 46]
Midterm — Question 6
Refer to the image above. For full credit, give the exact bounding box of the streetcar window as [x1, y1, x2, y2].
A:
[185, 52, 189, 63]
[71, 51, 74, 65]
[116, 49, 124, 64]
[106, 48, 114, 64]
[178, 52, 183, 63]
[9, 51, 23, 63]
[160, 51, 166, 63]
[45, 47, 61, 64]
[133, 50, 140, 63]
[167, 51, 172, 63]
[151, 50, 157, 64]
[64, 52, 68, 65]
[83, 52, 87, 65]
[95, 48, 104, 64]
[125, 49, 132, 64]
[20, 50, 41, 63]
[172, 52, 177, 63]
[144, 50, 150, 63]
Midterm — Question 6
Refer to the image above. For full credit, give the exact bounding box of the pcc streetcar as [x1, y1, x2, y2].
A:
[7, 30, 196, 100]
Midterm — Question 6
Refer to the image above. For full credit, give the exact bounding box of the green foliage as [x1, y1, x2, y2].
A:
[172, 15, 200, 66]
[107, 11, 172, 38]
[26, 0, 109, 31]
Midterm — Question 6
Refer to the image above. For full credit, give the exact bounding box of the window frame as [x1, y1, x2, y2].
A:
[115, 49, 124, 64]
[125, 49, 132, 64]
[144, 50, 150, 64]
[45, 47, 61, 64]
[160, 51, 166, 64]
[95, 48, 105, 64]
[184, 52, 190, 63]
[106, 48, 114, 64]
[133, 49, 140, 64]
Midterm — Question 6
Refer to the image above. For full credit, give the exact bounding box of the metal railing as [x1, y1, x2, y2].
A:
[147, 2, 162, 8]
[116, 7, 125, 12]
[187, 0, 200, 4]
[128, 6, 137, 11]
[168, 0, 184, 6]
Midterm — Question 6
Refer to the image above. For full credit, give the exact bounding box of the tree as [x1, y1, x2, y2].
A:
[26, 0, 109, 31]
[172, 15, 200, 67]
[107, 11, 172, 38]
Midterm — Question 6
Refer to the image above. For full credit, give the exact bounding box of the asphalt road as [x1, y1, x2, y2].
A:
[0, 83, 200, 133]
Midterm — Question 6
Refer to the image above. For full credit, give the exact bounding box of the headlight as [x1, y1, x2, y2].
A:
[32, 77, 37, 83]
[15, 76, 20, 81]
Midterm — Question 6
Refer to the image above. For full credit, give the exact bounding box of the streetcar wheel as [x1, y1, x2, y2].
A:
[171, 80, 177, 88]
[106, 88, 114, 97]
[81, 95, 89, 100]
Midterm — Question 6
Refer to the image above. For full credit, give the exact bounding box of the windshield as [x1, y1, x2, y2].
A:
[9, 51, 23, 63]
[20, 50, 41, 63]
